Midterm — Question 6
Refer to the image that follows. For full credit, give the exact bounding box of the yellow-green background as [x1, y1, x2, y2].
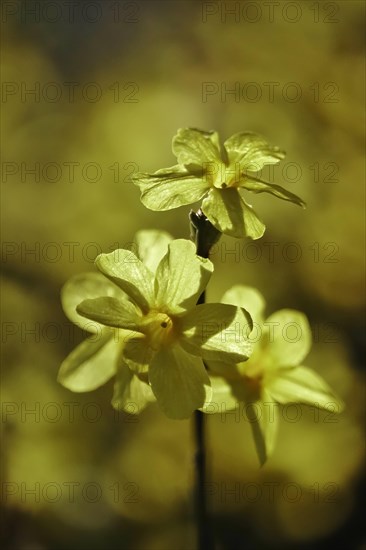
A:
[1, 1, 365, 548]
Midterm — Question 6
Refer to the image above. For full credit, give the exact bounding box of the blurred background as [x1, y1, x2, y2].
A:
[1, 1, 365, 548]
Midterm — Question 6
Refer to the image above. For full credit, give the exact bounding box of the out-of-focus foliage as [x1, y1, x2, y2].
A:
[2, 1, 365, 548]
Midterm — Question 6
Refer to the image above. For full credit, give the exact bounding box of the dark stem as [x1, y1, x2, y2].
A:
[194, 409, 208, 549]
[190, 209, 221, 550]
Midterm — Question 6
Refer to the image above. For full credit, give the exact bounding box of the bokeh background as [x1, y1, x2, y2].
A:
[1, 1, 365, 548]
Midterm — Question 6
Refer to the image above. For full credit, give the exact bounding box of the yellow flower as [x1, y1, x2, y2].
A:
[59, 235, 253, 419]
[204, 286, 344, 464]
[133, 128, 305, 239]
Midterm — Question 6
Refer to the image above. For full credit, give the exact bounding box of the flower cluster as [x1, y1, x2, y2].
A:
[59, 128, 343, 464]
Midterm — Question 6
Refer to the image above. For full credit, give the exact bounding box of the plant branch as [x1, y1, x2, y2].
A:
[190, 209, 221, 550]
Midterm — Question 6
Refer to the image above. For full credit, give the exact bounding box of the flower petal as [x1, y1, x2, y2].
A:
[133, 165, 209, 211]
[180, 303, 253, 363]
[112, 360, 155, 414]
[247, 389, 279, 466]
[224, 132, 285, 171]
[57, 330, 118, 392]
[154, 239, 213, 311]
[148, 344, 211, 419]
[206, 360, 242, 380]
[241, 177, 306, 208]
[263, 309, 312, 367]
[61, 272, 121, 333]
[95, 249, 154, 313]
[202, 188, 265, 239]
[122, 333, 154, 374]
[221, 285, 266, 327]
[134, 229, 173, 272]
[172, 128, 222, 166]
[202, 375, 279, 464]
[76, 296, 142, 330]
[201, 375, 239, 413]
[267, 366, 345, 411]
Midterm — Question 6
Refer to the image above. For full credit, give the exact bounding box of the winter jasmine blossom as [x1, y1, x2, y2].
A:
[59, 236, 253, 419]
[133, 128, 305, 239]
[205, 285, 344, 464]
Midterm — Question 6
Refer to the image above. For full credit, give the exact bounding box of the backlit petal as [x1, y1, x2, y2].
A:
[267, 366, 344, 411]
[76, 296, 142, 330]
[134, 229, 173, 272]
[57, 330, 118, 392]
[180, 303, 253, 362]
[224, 132, 285, 171]
[112, 358, 155, 414]
[202, 188, 265, 239]
[263, 309, 312, 367]
[61, 272, 121, 333]
[133, 165, 209, 211]
[154, 239, 213, 311]
[95, 249, 155, 313]
[149, 344, 211, 419]
[172, 128, 222, 166]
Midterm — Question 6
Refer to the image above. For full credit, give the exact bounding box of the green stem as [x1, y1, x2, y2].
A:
[190, 209, 221, 550]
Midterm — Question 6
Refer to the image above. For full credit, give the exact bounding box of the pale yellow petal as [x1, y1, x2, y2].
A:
[148, 344, 211, 419]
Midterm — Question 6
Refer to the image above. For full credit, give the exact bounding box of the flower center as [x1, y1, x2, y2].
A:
[237, 358, 264, 399]
[208, 162, 242, 189]
[140, 311, 176, 351]
[244, 361, 263, 380]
